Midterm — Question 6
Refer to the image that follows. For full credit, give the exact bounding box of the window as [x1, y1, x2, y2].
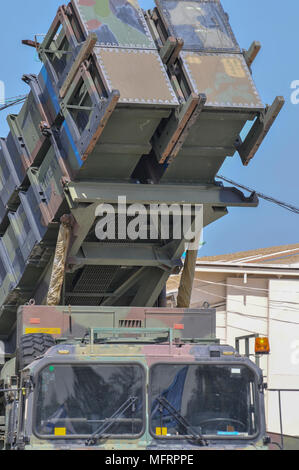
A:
[35, 363, 145, 438]
[150, 363, 259, 438]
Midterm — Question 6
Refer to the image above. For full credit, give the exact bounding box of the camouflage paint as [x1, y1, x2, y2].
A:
[155, 0, 240, 52]
[17, 305, 216, 341]
[142, 0, 267, 183]
[12, 305, 267, 450]
[72, 0, 155, 49]
[0, 0, 282, 346]
[182, 52, 263, 109]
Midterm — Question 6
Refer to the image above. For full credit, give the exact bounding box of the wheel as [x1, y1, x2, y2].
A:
[16, 333, 56, 372]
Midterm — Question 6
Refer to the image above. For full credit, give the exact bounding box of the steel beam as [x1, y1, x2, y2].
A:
[64, 181, 259, 207]
[69, 242, 182, 270]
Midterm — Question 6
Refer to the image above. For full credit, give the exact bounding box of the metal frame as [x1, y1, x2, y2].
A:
[38, 6, 82, 91]
[62, 181, 258, 307]
[30, 359, 147, 441]
[236, 96, 285, 166]
[60, 61, 120, 162]
[148, 359, 263, 443]
[64, 180, 259, 207]
[152, 92, 206, 164]
[90, 326, 173, 344]
[235, 333, 261, 367]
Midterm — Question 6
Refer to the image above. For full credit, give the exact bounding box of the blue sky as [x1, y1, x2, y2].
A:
[0, 0, 298, 257]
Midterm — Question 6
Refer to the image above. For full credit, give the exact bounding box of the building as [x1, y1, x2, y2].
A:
[167, 243, 299, 447]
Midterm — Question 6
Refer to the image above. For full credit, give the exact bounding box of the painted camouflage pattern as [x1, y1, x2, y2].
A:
[0, 1, 281, 452]
[0, 0, 280, 341]
[17, 304, 216, 341]
[182, 52, 263, 109]
[155, 0, 240, 52]
[72, 0, 155, 49]
[38, 42, 177, 178]
[12, 305, 268, 450]
[144, 0, 266, 181]
[38, 18, 178, 175]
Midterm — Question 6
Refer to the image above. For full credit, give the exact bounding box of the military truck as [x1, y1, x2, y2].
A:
[0, 304, 269, 450]
[0, 0, 282, 451]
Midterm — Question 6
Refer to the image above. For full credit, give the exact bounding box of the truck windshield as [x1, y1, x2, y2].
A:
[35, 364, 144, 438]
[150, 364, 259, 439]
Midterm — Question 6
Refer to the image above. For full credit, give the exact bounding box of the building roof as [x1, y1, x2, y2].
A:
[197, 243, 299, 265]
[166, 243, 299, 293]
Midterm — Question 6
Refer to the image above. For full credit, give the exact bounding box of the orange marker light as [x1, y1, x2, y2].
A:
[255, 337, 270, 355]
[174, 324, 184, 330]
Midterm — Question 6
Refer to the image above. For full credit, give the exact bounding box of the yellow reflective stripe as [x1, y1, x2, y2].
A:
[25, 328, 61, 335]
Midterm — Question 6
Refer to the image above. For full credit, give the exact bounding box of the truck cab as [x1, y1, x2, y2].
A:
[0, 306, 268, 450]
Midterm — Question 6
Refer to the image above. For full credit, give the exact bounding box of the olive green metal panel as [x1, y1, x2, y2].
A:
[27, 145, 65, 224]
[14, 91, 46, 160]
[17, 304, 217, 342]
[58, 108, 171, 180]
[159, 111, 255, 182]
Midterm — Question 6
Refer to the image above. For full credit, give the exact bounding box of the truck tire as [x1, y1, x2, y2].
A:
[16, 333, 56, 372]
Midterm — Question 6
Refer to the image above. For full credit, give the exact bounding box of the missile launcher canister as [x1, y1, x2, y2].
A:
[0, 0, 283, 342]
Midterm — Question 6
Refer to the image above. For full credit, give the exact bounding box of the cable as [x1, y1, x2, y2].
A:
[193, 286, 299, 324]
[193, 278, 299, 297]
[226, 324, 261, 334]
[194, 284, 299, 313]
[216, 174, 299, 215]
[0, 95, 27, 112]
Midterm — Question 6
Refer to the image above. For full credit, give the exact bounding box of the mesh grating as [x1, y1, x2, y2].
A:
[65, 265, 119, 306]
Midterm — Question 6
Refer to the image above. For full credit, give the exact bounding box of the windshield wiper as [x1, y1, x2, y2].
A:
[155, 396, 208, 447]
[85, 396, 138, 446]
